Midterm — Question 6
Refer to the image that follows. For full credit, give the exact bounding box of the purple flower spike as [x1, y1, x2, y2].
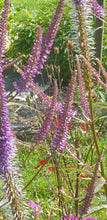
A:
[3, 54, 25, 71]
[39, 0, 65, 69]
[0, 73, 17, 176]
[76, 55, 90, 119]
[80, 55, 107, 91]
[14, 25, 42, 91]
[23, 25, 42, 77]
[31, 81, 62, 113]
[28, 200, 43, 215]
[33, 81, 57, 143]
[0, 70, 25, 219]
[50, 71, 77, 152]
[14, 0, 65, 93]
[79, 149, 103, 218]
[90, 0, 105, 19]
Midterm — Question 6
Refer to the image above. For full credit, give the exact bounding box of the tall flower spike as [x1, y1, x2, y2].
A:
[3, 54, 25, 71]
[72, 0, 95, 89]
[0, 1, 25, 213]
[76, 55, 90, 118]
[50, 70, 77, 152]
[33, 80, 57, 143]
[96, 58, 107, 81]
[38, 0, 65, 69]
[14, 25, 42, 91]
[72, 0, 91, 60]
[90, 0, 105, 20]
[0, 74, 16, 176]
[31, 81, 54, 108]
[80, 55, 107, 91]
[0, 0, 10, 63]
[79, 148, 103, 219]
[31, 81, 62, 113]
[14, 0, 65, 92]
[0, 72, 25, 219]
[13, 63, 63, 112]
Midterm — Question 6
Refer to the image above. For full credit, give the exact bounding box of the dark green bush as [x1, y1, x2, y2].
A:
[1, 1, 107, 84]
[4, 2, 72, 84]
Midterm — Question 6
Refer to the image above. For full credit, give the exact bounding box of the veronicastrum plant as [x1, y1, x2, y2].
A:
[0, 0, 107, 219]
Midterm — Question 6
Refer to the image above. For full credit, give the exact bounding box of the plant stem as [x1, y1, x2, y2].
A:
[22, 157, 50, 191]
[88, 73, 107, 197]
[19, 147, 34, 173]
[62, 156, 74, 196]
[75, 130, 79, 217]
[53, 154, 64, 218]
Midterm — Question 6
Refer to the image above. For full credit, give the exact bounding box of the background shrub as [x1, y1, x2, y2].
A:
[0, 0, 107, 85]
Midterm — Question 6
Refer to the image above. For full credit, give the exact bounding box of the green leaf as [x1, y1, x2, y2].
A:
[22, 9, 31, 18]
[94, 195, 107, 202]
[84, 204, 107, 216]
[7, 102, 26, 106]
[99, 115, 107, 119]
[0, 199, 8, 207]
[93, 102, 107, 108]
[93, 104, 107, 109]
[95, 102, 107, 105]
[69, 168, 92, 176]
[94, 177, 105, 193]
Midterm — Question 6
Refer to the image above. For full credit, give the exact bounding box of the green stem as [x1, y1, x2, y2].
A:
[53, 155, 64, 218]
[19, 147, 34, 173]
[75, 0, 107, 198]
[23, 157, 50, 191]
[75, 130, 79, 217]
[62, 156, 74, 196]
[88, 78, 107, 197]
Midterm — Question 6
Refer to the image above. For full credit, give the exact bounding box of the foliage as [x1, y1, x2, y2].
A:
[0, 0, 107, 220]
[0, 1, 75, 84]
[1, 0, 107, 84]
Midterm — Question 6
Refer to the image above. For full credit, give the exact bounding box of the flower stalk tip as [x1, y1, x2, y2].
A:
[39, 0, 65, 69]
[34, 80, 58, 143]
[79, 148, 103, 218]
[76, 55, 90, 118]
[29, 200, 43, 215]
[14, 25, 43, 91]
[50, 71, 77, 152]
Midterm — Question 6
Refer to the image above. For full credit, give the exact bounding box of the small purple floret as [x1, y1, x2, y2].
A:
[28, 200, 43, 215]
